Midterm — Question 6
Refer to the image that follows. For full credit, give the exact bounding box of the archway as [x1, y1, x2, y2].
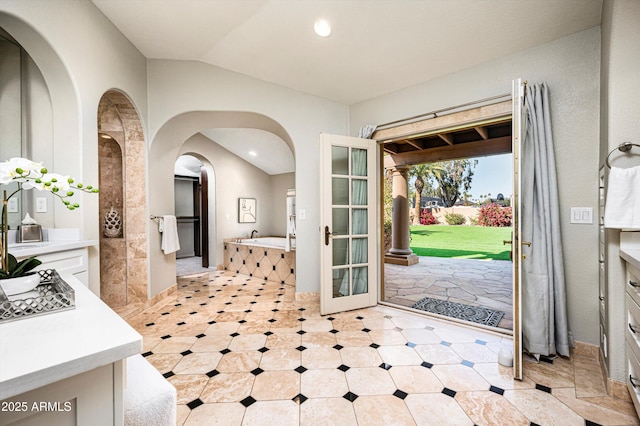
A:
[97, 90, 148, 307]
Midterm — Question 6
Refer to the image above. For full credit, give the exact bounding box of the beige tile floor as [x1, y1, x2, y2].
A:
[122, 271, 639, 426]
[384, 257, 513, 330]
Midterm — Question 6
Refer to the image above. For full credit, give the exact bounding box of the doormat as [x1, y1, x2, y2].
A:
[410, 297, 504, 328]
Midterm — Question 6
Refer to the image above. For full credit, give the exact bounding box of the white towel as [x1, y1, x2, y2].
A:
[604, 166, 640, 229]
[159, 215, 180, 254]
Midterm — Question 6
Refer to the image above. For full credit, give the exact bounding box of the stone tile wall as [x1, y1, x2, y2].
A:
[224, 242, 295, 286]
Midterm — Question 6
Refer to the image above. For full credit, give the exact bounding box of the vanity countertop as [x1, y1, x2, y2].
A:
[621, 248, 640, 271]
[8, 240, 98, 259]
[620, 232, 640, 271]
[0, 273, 142, 400]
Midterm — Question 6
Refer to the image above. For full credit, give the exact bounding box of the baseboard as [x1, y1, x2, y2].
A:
[295, 292, 319, 302]
[594, 343, 632, 402]
[148, 284, 177, 307]
[573, 340, 600, 360]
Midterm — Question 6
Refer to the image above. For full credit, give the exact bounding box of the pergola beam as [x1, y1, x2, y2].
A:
[474, 126, 489, 140]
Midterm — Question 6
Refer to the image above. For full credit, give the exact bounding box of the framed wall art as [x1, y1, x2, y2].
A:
[238, 198, 256, 223]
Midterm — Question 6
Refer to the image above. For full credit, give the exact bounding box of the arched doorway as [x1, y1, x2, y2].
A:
[97, 90, 148, 308]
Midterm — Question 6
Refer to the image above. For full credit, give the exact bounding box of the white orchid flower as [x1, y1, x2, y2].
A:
[38, 173, 72, 193]
[0, 157, 44, 184]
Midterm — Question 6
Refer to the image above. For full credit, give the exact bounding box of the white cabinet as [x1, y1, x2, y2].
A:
[621, 239, 640, 417]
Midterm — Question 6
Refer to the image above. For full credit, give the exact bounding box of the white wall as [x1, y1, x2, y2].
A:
[0, 0, 148, 295]
[600, 0, 640, 382]
[147, 60, 348, 296]
[350, 28, 602, 347]
[270, 173, 295, 237]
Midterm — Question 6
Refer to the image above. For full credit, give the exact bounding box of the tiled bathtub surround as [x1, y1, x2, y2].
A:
[123, 272, 639, 426]
[224, 242, 295, 285]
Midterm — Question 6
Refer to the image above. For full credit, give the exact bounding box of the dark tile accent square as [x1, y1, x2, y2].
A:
[585, 421, 603, 426]
[327, 317, 335, 321]
[421, 361, 433, 369]
[298, 318, 306, 322]
[225, 302, 232, 305]
[272, 309, 279, 312]
[208, 320, 216, 325]
[329, 329, 339, 334]
[298, 307, 306, 312]
[163, 371, 175, 379]
[489, 385, 504, 395]
[264, 251, 267, 256]
[343, 391, 359, 402]
[145, 322, 155, 327]
[297, 330, 307, 335]
[251, 368, 264, 376]
[530, 423, 542, 426]
[240, 396, 256, 407]
[161, 312, 170, 316]
[370, 343, 380, 349]
[337, 364, 350, 372]
[379, 363, 392, 370]
[181, 350, 192, 356]
[281, 253, 285, 259]
[290, 268, 294, 274]
[394, 327, 403, 331]
[187, 398, 203, 410]
[275, 300, 282, 304]
[177, 322, 186, 326]
[268, 319, 277, 323]
[393, 389, 408, 400]
[356, 316, 364, 320]
[230, 332, 240, 337]
[238, 320, 247, 324]
[292, 393, 307, 404]
[206, 369, 220, 378]
[361, 328, 371, 333]
[273, 265, 277, 271]
[220, 348, 232, 355]
[174, 303, 182, 307]
[245, 310, 252, 313]
[200, 303, 207, 306]
[189, 311, 197, 315]
[264, 331, 274, 336]
[161, 335, 171, 340]
[218, 310, 226, 313]
[258, 347, 269, 353]
[142, 351, 153, 357]
[333, 344, 343, 350]
[296, 346, 307, 352]
[442, 388, 457, 398]
[208, 295, 215, 299]
[295, 366, 308, 374]
[535, 384, 552, 393]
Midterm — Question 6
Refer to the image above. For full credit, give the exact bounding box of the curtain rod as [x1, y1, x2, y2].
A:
[376, 92, 512, 130]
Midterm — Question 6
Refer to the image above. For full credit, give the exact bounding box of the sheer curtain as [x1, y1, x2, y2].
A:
[521, 82, 571, 357]
[339, 148, 368, 296]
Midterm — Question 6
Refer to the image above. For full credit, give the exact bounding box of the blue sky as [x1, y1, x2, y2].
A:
[469, 153, 513, 200]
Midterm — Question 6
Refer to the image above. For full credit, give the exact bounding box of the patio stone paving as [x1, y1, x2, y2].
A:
[384, 256, 513, 331]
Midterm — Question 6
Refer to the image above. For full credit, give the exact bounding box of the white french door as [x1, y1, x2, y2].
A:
[512, 78, 525, 380]
[320, 133, 378, 315]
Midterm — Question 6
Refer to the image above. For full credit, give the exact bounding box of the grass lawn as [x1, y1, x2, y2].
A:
[410, 225, 512, 261]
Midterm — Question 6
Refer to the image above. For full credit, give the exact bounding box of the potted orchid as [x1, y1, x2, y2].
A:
[0, 158, 98, 295]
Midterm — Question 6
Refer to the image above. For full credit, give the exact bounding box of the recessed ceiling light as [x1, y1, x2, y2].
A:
[99, 134, 112, 139]
[249, 151, 257, 157]
[314, 19, 331, 37]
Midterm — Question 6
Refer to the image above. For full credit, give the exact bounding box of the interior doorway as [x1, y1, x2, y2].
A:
[377, 99, 515, 333]
[174, 155, 211, 277]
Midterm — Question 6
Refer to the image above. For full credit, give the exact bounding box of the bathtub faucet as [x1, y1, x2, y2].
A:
[251, 229, 259, 239]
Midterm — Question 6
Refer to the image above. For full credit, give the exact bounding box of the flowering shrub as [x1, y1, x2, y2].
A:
[444, 212, 466, 225]
[420, 209, 438, 225]
[477, 203, 512, 227]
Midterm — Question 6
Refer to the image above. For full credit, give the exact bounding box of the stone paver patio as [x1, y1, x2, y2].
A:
[384, 256, 513, 331]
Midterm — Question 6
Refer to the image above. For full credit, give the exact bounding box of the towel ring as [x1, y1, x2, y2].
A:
[605, 142, 640, 168]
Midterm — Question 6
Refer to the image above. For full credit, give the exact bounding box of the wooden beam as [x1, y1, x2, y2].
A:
[437, 133, 454, 145]
[384, 136, 511, 169]
[404, 139, 423, 150]
[474, 126, 489, 140]
[373, 100, 511, 142]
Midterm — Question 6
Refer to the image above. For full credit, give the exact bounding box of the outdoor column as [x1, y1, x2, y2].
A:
[386, 166, 419, 266]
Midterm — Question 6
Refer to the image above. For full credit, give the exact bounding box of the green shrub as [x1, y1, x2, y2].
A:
[444, 212, 466, 225]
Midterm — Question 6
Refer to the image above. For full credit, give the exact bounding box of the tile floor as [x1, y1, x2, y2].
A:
[122, 271, 639, 426]
[384, 257, 513, 330]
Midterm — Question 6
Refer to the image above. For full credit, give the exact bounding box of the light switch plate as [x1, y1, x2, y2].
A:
[570, 207, 592, 224]
[7, 198, 18, 213]
[299, 209, 306, 220]
[36, 197, 47, 213]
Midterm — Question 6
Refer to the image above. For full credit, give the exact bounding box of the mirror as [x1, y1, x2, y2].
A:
[0, 28, 55, 230]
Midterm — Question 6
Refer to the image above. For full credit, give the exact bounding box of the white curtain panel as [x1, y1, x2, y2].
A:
[521, 82, 571, 357]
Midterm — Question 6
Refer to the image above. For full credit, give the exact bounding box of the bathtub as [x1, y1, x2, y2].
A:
[224, 237, 296, 285]
[236, 237, 287, 249]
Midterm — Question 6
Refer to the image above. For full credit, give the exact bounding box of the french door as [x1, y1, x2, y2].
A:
[512, 78, 525, 380]
[320, 134, 378, 315]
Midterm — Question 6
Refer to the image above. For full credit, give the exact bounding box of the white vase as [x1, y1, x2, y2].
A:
[0, 273, 41, 296]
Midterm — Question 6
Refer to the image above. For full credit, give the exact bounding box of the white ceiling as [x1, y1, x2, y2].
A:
[92, 0, 602, 174]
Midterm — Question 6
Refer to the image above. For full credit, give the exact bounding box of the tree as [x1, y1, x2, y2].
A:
[429, 159, 478, 207]
[409, 163, 443, 225]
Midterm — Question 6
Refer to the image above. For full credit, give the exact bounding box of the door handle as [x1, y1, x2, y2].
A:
[503, 240, 512, 245]
[325, 226, 332, 246]
[522, 241, 532, 247]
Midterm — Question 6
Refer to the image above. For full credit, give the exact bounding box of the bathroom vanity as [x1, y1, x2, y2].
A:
[0, 273, 142, 425]
[620, 231, 640, 417]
